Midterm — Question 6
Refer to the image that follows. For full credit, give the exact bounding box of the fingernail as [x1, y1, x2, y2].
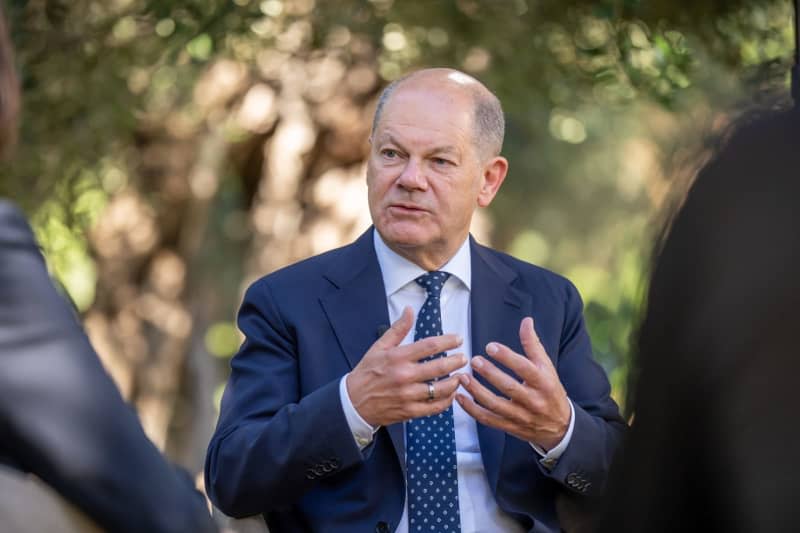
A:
[456, 335, 463, 345]
[486, 343, 498, 355]
[461, 374, 470, 386]
[472, 357, 483, 368]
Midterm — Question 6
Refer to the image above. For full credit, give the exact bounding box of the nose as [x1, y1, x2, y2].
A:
[396, 158, 427, 191]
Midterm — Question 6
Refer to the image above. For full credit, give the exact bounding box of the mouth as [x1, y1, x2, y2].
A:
[388, 203, 427, 214]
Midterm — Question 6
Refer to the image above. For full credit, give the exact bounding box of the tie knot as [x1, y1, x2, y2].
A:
[415, 271, 450, 297]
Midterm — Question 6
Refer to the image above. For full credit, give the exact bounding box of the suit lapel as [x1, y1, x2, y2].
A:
[319, 228, 405, 470]
[320, 228, 389, 370]
[470, 237, 531, 494]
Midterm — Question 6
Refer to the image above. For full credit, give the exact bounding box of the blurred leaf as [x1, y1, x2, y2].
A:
[205, 322, 241, 358]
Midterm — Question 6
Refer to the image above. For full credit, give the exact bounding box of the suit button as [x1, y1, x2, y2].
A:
[305, 469, 315, 480]
[375, 522, 389, 533]
[330, 459, 340, 469]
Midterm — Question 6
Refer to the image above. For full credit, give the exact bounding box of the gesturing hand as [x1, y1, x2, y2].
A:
[456, 317, 571, 451]
[346, 306, 466, 428]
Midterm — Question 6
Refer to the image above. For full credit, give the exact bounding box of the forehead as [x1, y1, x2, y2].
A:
[374, 85, 475, 149]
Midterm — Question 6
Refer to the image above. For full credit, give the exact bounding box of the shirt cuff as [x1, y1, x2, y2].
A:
[339, 374, 379, 450]
[530, 398, 575, 467]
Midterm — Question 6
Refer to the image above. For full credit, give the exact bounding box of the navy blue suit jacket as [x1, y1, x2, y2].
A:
[0, 201, 217, 533]
[206, 228, 625, 533]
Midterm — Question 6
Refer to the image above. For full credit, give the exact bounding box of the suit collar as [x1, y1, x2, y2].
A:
[470, 236, 524, 307]
[321, 227, 380, 290]
[470, 236, 531, 493]
[373, 231, 472, 294]
[318, 228, 407, 471]
[320, 228, 390, 371]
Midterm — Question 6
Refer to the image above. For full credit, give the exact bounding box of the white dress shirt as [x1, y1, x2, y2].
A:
[338, 231, 575, 532]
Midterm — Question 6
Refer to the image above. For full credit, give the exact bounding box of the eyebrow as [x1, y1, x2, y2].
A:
[376, 134, 460, 157]
[429, 146, 460, 156]
[374, 133, 404, 148]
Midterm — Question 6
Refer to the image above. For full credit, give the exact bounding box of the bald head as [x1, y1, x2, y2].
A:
[371, 68, 505, 160]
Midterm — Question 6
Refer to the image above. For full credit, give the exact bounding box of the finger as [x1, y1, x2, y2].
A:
[458, 372, 528, 421]
[414, 353, 467, 382]
[484, 342, 540, 386]
[396, 373, 461, 403]
[470, 356, 530, 404]
[374, 307, 414, 349]
[396, 334, 463, 362]
[409, 391, 457, 419]
[426, 374, 461, 401]
[519, 317, 550, 369]
[456, 393, 514, 434]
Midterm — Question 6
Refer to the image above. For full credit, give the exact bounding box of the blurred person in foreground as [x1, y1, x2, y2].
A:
[596, 106, 800, 532]
[0, 8, 217, 533]
[206, 67, 625, 533]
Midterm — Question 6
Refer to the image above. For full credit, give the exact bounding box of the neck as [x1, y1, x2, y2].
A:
[383, 235, 468, 272]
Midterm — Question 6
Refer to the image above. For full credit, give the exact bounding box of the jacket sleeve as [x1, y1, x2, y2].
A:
[204, 279, 366, 518]
[539, 280, 627, 497]
[0, 201, 217, 533]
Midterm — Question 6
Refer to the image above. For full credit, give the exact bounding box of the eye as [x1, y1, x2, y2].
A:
[381, 148, 398, 159]
[432, 157, 453, 167]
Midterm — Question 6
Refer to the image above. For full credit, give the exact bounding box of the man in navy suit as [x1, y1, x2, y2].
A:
[206, 68, 625, 532]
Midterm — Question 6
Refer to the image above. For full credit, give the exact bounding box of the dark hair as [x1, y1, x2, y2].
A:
[598, 106, 800, 532]
[0, 6, 19, 157]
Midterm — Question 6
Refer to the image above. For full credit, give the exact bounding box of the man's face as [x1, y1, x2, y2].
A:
[367, 84, 491, 267]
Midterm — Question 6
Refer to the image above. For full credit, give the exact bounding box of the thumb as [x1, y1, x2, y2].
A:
[375, 306, 414, 349]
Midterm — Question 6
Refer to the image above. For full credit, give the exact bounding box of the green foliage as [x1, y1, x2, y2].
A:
[205, 321, 241, 358]
[4, 0, 795, 408]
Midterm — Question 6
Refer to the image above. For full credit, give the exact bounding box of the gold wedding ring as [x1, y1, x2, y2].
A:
[427, 382, 435, 402]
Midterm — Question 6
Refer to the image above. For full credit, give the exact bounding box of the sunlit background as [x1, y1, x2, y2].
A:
[3, 0, 794, 474]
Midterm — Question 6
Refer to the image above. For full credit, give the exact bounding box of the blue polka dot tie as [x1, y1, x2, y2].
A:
[406, 271, 461, 532]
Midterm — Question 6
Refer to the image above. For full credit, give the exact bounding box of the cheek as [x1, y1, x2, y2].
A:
[366, 183, 381, 215]
[366, 170, 383, 200]
[367, 176, 395, 220]
[367, 165, 391, 192]
[439, 190, 477, 230]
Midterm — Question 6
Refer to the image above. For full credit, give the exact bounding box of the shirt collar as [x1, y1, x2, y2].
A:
[373, 229, 472, 297]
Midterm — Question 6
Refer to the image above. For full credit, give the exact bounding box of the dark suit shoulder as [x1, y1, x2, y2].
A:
[246, 244, 348, 299]
[0, 200, 38, 249]
[474, 242, 581, 302]
[244, 230, 373, 301]
[265, 241, 356, 281]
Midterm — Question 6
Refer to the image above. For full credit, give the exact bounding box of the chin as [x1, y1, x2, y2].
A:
[377, 223, 432, 249]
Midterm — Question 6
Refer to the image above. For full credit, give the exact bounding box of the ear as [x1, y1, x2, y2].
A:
[476, 156, 508, 207]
